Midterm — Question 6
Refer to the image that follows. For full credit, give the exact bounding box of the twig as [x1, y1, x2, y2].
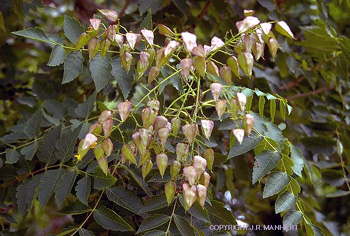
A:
[286, 87, 333, 100]
[279, 75, 305, 90]
[119, 0, 130, 18]
[198, 1, 211, 19]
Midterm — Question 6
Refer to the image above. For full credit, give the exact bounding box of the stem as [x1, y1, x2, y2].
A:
[166, 194, 178, 233]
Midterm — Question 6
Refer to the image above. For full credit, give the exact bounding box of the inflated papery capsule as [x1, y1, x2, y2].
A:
[158, 127, 170, 147]
[176, 143, 189, 162]
[121, 144, 137, 164]
[142, 159, 153, 179]
[193, 156, 207, 177]
[170, 160, 181, 178]
[183, 183, 197, 210]
[165, 181, 176, 205]
[158, 24, 175, 37]
[183, 166, 197, 186]
[141, 29, 154, 46]
[233, 128, 245, 144]
[98, 156, 109, 175]
[121, 51, 133, 73]
[75, 32, 90, 50]
[147, 100, 160, 113]
[182, 124, 198, 143]
[191, 45, 206, 57]
[77, 140, 89, 161]
[215, 100, 226, 119]
[220, 65, 232, 85]
[253, 42, 264, 60]
[227, 56, 239, 77]
[210, 83, 223, 102]
[197, 184, 207, 207]
[181, 32, 197, 54]
[146, 48, 155, 66]
[154, 116, 168, 132]
[98, 110, 112, 124]
[193, 56, 206, 77]
[243, 34, 254, 53]
[244, 9, 255, 17]
[100, 39, 110, 58]
[89, 123, 102, 135]
[207, 61, 219, 77]
[94, 144, 104, 160]
[118, 101, 132, 121]
[238, 52, 254, 77]
[156, 153, 168, 177]
[142, 107, 157, 128]
[139, 150, 151, 166]
[88, 38, 100, 60]
[102, 138, 113, 156]
[171, 118, 181, 135]
[164, 40, 179, 57]
[236, 92, 247, 111]
[155, 48, 165, 68]
[132, 132, 146, 157]
[139, 128, 151, 147]
[148, 66, 160, 84]
[126, 32, 138, 50]
[99, 9, 118, 22]
[201, 120, 214, 140]
[107, 25, 116, 41]
[236, 16, 260, 34]
[203, 171, 211, 188]
[210, 36, 225, 51]
[114, 34, 124, 48]
[203, 149, 214, 171]
[89, 18, 101, 30]
[268, 38, 278, 59]
[260, 22, 272, 35]
[245, 114, 255, 135]
[137, 51, 150, 77]
[82, 133, 98, 150]
[180, 58, 192, 81]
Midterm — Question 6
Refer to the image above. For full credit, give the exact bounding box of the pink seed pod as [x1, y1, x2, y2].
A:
[164, 40, 179, 57]
[181, 32, 197, 54]
[207, 61, 219, 77]
[245, 114, 255, 136]
[236, 92, 247, 112]
[147, 100, 160, 112]
[132, 132, 146, 157]
[148, 66, 160, 84]
[102, 119, 113, 138]
[182, 183, 197, 210]
[210, 83, 223, 102]
[201, 120, 214, 140]
[154, 116, 168, 132]
[121, 143, 137, 164]
[183, 166, 197, 186]
[203, 171, 211, 188]
[220, 65, 232, 85]
[203, 149, 214, 171]
[176, 143, 189, 163]
[89, 18, 101, 30]
[156, 153, 168, 178]
[142, 107, 157, 128]
[180, 58, 192, 81]
[98, 110, 113, 124]
[142, 159, 153, 179]
[197, 184, 207, 207]
[171, 118, 181, 136]
[191, 45, 206, 57]
[165, 181, 176, 205]
[158, 127, 170, 147]
[233, 128, 245, 144]
[102, 138, 113, 157]
[210, 36, 225, 51]
[141, 29, 154, 46]
[215, 100, 227, 119]
[193, 156, 207, 177]
[114, 34, 124, 48]
[170, 160, 181, 179]
[139, 128, 151, 148]
[89, 123, 102, 135]
[82, 133, 98, 150]
[125, 32, 138, 50]
[182, 124, 198, 143]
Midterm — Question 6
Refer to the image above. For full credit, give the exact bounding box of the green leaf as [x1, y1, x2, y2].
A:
[275, 192, 296, 214]
[259, 96, 265, 118]
[38, 168, 64, 207]
[300, 26, 338, 54]
[16, 181, 28, 215]
[63, 16, 84, 45]
[136, 214, 170, 234]
[206, 200, 236, 225]
[139, 194, 168, 213]
[139, 0, 163, 15]
[48, 45, 66, 66]
[26, 173, 43, 210]
[37, 124, 62, 164]
[283, 211, 303, 228]
[55, 124, 82, 162]
[282, 154, 294, 175]
[93, 206, 134, 232]
[178, 195, 210, 223]
[140, 10, 153, 30]
[75, 176, 91, 205]
[171, 0, 188, 15]
[89, 53, 112, 92]
[55, 170, 77, 207]
[111, 58, 133, 100]
[290, 177, 301, 195]
[58, 200, 91, 215]
[92, 167, 117, 190]
[252, 150, 282, 184]
[106, 187, 143, 214]
[5, 148, 20, 164]
[290, 144, 304, 177]
[20, 141, 38, 161]
[75, 92, 96, 118]
[263, 171, 290, 198]
[280, 100, 286, 120]
[122, 166, 153, 197]
[24, 108, 43, 138]
[270, 99, 276, 122]
[78, 228, 94, 236]
[228, 131, 263, 159]
[62, 51, 84, 84]
[12, 27, 57, 44]
[326, 190, 350, 198]
[173, 215, 195, 236]
[143, 231, 167, 236]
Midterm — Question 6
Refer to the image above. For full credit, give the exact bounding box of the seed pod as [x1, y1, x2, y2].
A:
[170, 160, 181, 178]
[121, 51, 133, 73]
[253, 42, 264, 60]
[183, 166, 197, 186]
[203, 149, 214, 171]
[210, 36, 225, 51]
[75, 32, 90, 50]
[141, 29, 154, 46]
[99, 9, 118, 22]
[158, 127, 170, 147]
[137, 51, 150, 77]
[180, 58, 192, 81]
[82, 133, 98, 150]
[191, 45, 206, 57]
[156, 153, 168, 177]
[268, 38, 278, 59]
[142, 159, 153, 179]
[203, 171, 211, 188]
[121, 144, 137, 164]
[260, 22, 272, 35]
[88, 38, 100, 60]
[158, 24, 175, 37]
[102, 119, 113, 138]
[114, 34, 124, 48]
[243, 34, 255, 53]
[118, 101, 132, 121]
[100, 38, 111, 58]
[236, 16, 260, 34]
[193, 156, 207, 177]
[201, 120, 214, 140]
[182, 183, 197, 210]
[197, 184, 207, 207]
[181, 32, 197, 54]
[227, 56, 239, 77]
[155, 48, 165, 68]
[148, 66, 160, 84]
[207, 61, 219, 77]
[132, 132, 146, 157]
[107, 25, 116, 41]
[77, 139, 89, 161]
[146, 48, 155, 66]
[139, 128, 151, 147]
[203, 45, 211, 55]
[220, 65, 232, 85]
[182, 124, 198, 143]
[244, 9, 255, 17]
[176, 143, 189, 163]
[154, 116, 168, 132]
[126, 32, 138, 50]
[171, 118, 181, 135]
[98, 110, 113, 124]
[236, 92, 247, 111]
[210, 83, 223, 102]
[245, 114, 255, 136]
[93, 144, 104, 160]
[238, 52, 254, 77]
[215, 100, 226, 119]
[89, 123, 102, 135]
[89, 18, 101, 30]
[142, 107, 157, 128]
[97, 156, 109, 175]
[139, 149, 151, 166]
[233, 128, 245, 144]
[102, 138, 113, 156]
[165, 181, 176, 205]
[164, 40, 179, 57]
[193, 56, 206, 77]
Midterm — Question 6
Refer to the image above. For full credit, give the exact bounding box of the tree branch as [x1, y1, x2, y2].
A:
[286, 86, 333, 100]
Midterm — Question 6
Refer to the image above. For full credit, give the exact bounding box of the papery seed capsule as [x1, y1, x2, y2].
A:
[126, 32, 138, 50]
[89, 123, 102, 135]
[114, 34, 124, 48]
[176, 143, 189, 163]
[210, 83, 223, 102]
[156, 153, 168, 178]
[183, 166, 197, 186]
[94, 144, 104, 160]
[88, 38, 100, 60]
[139, 128, 151, 148]
[236, 16, 260, 34]
[102, 119, 113, 138]
[215, 100, 226, 119]
[236, 92, 247, 111]
[243, 34, 255, 53]
[268, 38, 278, 59]
[77, 139, 89, 161]
[158, 24, 175, 37]
[191, 45, 206, 57]
[122, 51, 133, 73]
[182, 124, 198, 143]
[210, 36, 225, 51]
[203, 149, 214, 171]
[141, 29, 154, 46]
[100, 38, 110, 58]
[137, 51, 150, 77]
[142, 107, 157, 128]
[260, 22, 272, 35]
[253, 42, 264, 60]
[170, 160, 181, 179]
[233, 128, 245, 144]
[82, 133, 98, 150]
[147, 100, 160, 112]
[193, 56, 206, 77]
[203, 171, 211, 188]
[237, 52, 254, 77]
[182, 183, 197, 210]
[155, 48, 165, 68]
[142, 159, 153, 179]
[158, 127, 170, 146]
[89, 18, 101, 30]
[245, 114, 255, 136]
[181, 32, 197, 54]
[220, 66, 232, 85]
[227, 56, 239, 77]
[139, 149, 151, 166]
[102, 138, 113, 156]
[244, 9, 255, 17]
[99, 9, 118, 22]
[164, 40, 179, 57]
[154, 116, 168, 132]
[75, 32, 90, 50]
[132, 132, 146, 157]
[171, 118, 181, 136]
[148, 66, 160, 84]
[197, 184, 207, 207]
[193, 156, 207, 177]
[207, 61, 219, 77]
[107, 25, 116, 41]
[180, 58, 192, 81]
[98, 110, 113, 124]
[121, 144, 137, 164]
[201, 120, 214, 140]
[97, 156, 109, 175]
[165, 181, 176, 205]
[118, 101, 132, 121]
